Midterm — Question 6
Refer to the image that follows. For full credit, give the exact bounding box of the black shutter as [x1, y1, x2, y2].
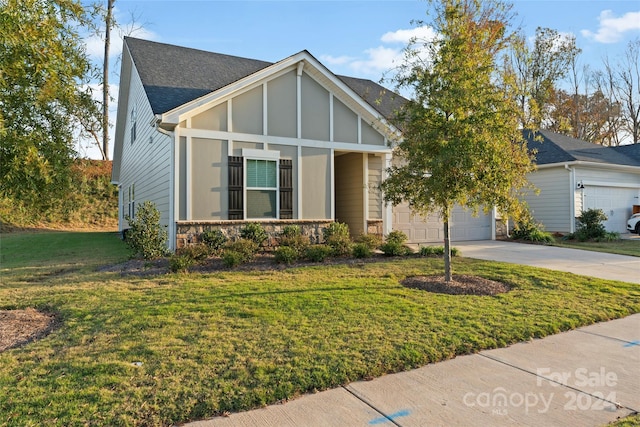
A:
[228, 156, 243, 220]
[279, 159, 293, 219]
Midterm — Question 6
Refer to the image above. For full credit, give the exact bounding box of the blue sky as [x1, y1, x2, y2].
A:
[81, 0, 640, 158]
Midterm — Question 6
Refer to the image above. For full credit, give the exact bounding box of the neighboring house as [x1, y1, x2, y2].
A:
[112, 38, 495, 250]
[522, 130, 640, 234]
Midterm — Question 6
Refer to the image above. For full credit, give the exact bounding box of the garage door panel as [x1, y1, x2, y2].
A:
[583, 186, 639, 233]
[392, 203, 491, 243]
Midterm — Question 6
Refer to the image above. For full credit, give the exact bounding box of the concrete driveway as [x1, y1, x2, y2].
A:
[454, 240, 640, 284]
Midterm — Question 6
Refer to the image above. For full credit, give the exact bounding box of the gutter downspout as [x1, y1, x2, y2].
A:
[565, 163, 576, 233]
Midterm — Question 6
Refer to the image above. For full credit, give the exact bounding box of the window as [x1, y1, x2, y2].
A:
[228, 155, 293, 220]
[246, 159, 277, 218]
[127, 183, 135, 219]
[130, 106, 137, 144]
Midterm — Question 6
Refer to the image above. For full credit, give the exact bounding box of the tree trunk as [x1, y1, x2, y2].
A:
[102, 0, 115, 161]
[443, 208, 452, 283]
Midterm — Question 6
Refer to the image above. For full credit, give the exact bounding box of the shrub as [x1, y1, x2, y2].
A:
[124, 201, 169, 259]
[201, 229, 227, 253]
[323, 222, 352, 256]
[575, 208, 607, 241]
[419, 246, 460, 257]
[385, 230, 408, 245]
[380, 241, 412, 256]
[278, 226, 310, 255]
[512, 210, 554, 244]
[222, 251, 245, 268]
[354, 233, 382, 250]
[352, 242, 373, 258]
[304, 245, 333, 262]
[176, 244, 210, 262]
[598, 231, 620, 242]
[274, 246, 298, 264]
[224, 239, 259, 262]
[240, 223, 268, 246]
[169, 254, 196, 273]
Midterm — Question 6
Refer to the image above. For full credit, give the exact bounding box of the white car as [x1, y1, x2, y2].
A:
[628, 213, 640, 234]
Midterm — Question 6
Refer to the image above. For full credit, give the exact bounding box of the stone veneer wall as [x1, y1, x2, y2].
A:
[367, 220, 383, 237]
[176, 220, 335, 249]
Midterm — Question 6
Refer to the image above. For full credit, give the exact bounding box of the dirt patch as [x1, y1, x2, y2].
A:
[402, 274, 510, 296]
[0, 308, 58, 353]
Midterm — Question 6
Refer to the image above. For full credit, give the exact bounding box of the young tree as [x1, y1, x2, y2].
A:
[0, 0, 101, 213]
[382, 0, 534, 282]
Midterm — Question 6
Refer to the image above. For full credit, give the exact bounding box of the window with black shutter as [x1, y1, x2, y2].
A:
[279, 159, 293, 219]
[228, 156, 243, 220]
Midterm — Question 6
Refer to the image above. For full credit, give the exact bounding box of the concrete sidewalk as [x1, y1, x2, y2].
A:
[186, 242, 639, 427]
[454, 240, 640, 284]
[188, 314, 640, 426]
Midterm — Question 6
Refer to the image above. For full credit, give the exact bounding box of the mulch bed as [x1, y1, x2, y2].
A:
[0, 308, 58, 353]
[402, 274, 511, 295]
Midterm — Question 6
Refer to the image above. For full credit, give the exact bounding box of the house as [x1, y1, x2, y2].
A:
[112, 38, 495, 250]
[522, 130, 640, 234]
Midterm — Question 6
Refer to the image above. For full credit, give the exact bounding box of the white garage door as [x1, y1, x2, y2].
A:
[583, 186, 639, 233]
[392, 203, 492, 243]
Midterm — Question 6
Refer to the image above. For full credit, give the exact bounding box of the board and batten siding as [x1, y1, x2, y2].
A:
[118, 62, 172, 231]
[368, 154, 382, 220]
[523, 167, 572, 232]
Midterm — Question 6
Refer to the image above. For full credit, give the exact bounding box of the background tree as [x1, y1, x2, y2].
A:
[383, 0, 534, 282]
[0, 0, 100, 213]
[505, 27, 581, 129]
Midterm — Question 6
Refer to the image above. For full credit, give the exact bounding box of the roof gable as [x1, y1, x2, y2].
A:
[524, 130, 640, 167]
[123, 37, 406, 120]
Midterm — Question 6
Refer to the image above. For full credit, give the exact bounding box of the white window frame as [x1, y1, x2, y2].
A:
[242, 149, 280, 220]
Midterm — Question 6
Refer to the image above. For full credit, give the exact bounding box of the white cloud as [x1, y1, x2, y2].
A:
[381, 26, 437, 44]
[85, 26, 158, 60]
[322, 26, 435, 78]
[581, 10, 640, 43]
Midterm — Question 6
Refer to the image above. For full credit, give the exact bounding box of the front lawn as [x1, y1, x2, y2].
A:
[1, 231, 639, 426]
[551, 237, 640, 257]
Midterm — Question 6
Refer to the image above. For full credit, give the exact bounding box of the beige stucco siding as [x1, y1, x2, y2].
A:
[267, 70, 296, 138]
[191, 102, 227, 131]
[368, 154, 382, 220]
[301, 147, 331, 219]
[335, 153, 365, 236]
[301, 73, 330, 141]
[523, 167, 572, 232]
[232, 86, 263, 135]
[190, 138, 228, 220]
[333, 97, 358, 144]
[361, 120, 385, 146]
[232, 141, 263, 157]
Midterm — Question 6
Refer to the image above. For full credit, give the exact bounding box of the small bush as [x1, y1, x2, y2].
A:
[201, 229, 227, 253]
[274, 246, 298, 264]
[304, 245, 333, 262]
[323, 222, 350, 241]
[222, 251, 245, 268]
[240, 223, 268, 246]
[380, 242, 412, 257]
[419, 246, 460, 257]
[354, 233, 382, 250]
[598, 231, 620, 242]
[385, 230, 408, 246]
[323, 222, 352, 257]
[278, 226, 310, 255]
[225, 239, 259, 262]
[352, 242, 373, 258]
[124, 201, 169, 259]
[575, 208, 607, 241]
[169, 254, 196, 273]
[512, 210, 554, 244]
[176, 244, 210, 262]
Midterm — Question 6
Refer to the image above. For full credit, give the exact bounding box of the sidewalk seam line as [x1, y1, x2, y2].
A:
[341, 385, 404, 427]
[478, 353, 634, 412]
[574, 329, 637, 345]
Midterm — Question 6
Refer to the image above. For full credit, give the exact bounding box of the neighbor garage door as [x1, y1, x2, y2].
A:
[583, 186, 639, 233]
[392, 203, 492, 243]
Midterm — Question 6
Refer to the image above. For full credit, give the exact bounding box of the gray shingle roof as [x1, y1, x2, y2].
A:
[125, 37, 406, 119]
[523, 130, 640, 167]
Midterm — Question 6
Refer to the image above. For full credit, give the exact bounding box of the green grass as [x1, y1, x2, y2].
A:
[551, 237, 640, 257]
[1, 232, 639, 426]
[607, 413, 640, 426]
